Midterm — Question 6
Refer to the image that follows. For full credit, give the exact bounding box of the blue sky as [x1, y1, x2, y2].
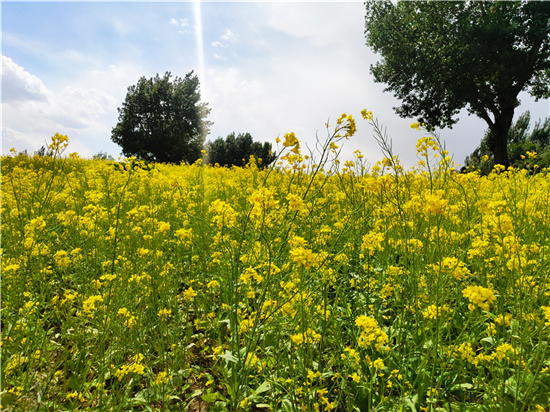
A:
[2, 1, 549, 167]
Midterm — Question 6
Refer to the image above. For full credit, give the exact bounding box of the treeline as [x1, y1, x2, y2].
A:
[205, 132, 276, 168]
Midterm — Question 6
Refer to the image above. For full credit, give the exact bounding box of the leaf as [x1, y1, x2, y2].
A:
[202, 392, 222, 403]
[130, 392, 147, 406]
[68, 374, 84, 391]
[403, 394, 418, 412]
[218, 351, 238, 363]
[256, 404, 271, 409]
[254, 381, 271, 395]
[189, 389, 203, 399]
[451, 383, 473, 391]
[1, 392, 15, 408]
[281, 398, 294, 412]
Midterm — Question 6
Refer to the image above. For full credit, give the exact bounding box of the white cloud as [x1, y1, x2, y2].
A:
[2, 55, 52, 103]
[170, 17, 189, 28]
[2, 56, 119, 155]
[2, 127, 40, 153]
[213, 54, 226, 60]
[211, 41, 223, 48]
[221, 29, 237, 42]
[266, 3, 361, 48]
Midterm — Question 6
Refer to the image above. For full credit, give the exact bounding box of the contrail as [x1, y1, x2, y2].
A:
[193, 0, 208, 139]
[193, 0, 205, 88]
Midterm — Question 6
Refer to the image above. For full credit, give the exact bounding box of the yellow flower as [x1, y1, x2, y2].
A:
[423, 304, 452, 320]
[114, 353, 145, 381]
[462, 285, 497, 312]
[210, 199, 238, 229]
[361, 109, 373, 122]
[410, 121, 424, 131]
[290, 328, 321, 345]
[361, 231, 384, 257]
[158, 308, 172, 320]
[81, 295, 104, 317]
[372, 358, 385, 370]
[207, 280, 220, 289]
[53, 250, 71, 268]
[307, 369, 321, 380]
[289, 246, 321, 269]
[424, 191, 448, 214]
[154, 371, 171, 386]
[355, 315, 388, 351]
[286, 193, 305, 212]
[182, 287, 197, 302]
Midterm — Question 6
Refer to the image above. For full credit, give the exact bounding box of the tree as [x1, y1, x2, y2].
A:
[111, 71, 212, 164]
[205, 132, 276, 168]
[92, 151, 114, 161]
[465, 111, 550, 173]
[365, 1, 550, 167]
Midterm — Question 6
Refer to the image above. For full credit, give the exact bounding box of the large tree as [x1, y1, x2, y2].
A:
[111, 71, 211, 164]
[465, 111, 550, 174]
[365, 0, 550, 167]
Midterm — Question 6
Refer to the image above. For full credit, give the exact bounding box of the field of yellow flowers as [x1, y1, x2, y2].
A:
[2, 112, 550, 412]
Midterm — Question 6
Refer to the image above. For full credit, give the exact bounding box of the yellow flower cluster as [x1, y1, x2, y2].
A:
[423, 304, 453, 320]
[114, 354, 145, 381]
[355, 315, 388, 351]
[462, 285, 497, 312]
[290, 328, 322, 345]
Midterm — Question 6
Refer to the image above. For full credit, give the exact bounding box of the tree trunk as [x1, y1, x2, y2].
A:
[488, 108, 515, 169]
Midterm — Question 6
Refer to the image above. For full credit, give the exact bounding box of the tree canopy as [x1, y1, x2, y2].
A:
[365, 0, 550, 167]
[206, 132, 276, 169]
[111, 71, 211, 164]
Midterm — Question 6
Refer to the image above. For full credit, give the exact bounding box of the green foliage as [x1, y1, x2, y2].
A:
[111, 71, 212, 164]
[465, 111, 550, 174]
[364, 0, 550, 167]
[92, 151, 114, 161]
[205, 132, 276, 169]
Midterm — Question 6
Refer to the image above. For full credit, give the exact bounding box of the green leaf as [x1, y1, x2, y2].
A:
[451, 383, 473, 391]
[1, 392, 15, 408]
[189, 389, 203, 399]
[68, 374, 84, 391]
[281, 398, 294, 412]
[404, 394, 418, 412]
[202, 392, 222, 403]
[218, 351, 238, 363]
[254, 381, 271, 395]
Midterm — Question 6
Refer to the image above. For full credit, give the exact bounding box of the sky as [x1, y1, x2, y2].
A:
[2, 1, 549, 168]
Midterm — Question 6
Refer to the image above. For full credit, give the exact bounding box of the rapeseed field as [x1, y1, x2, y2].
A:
[2, 112, 549, 411]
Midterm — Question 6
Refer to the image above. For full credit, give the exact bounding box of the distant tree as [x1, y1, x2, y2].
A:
[365, 0, 550, 168]
[465, 111, 550, 173]
[206, 132, 276, 168]
[111, 71, 212, 164]
[34, 146, 53, 157]
[93, 151, 114, 161]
